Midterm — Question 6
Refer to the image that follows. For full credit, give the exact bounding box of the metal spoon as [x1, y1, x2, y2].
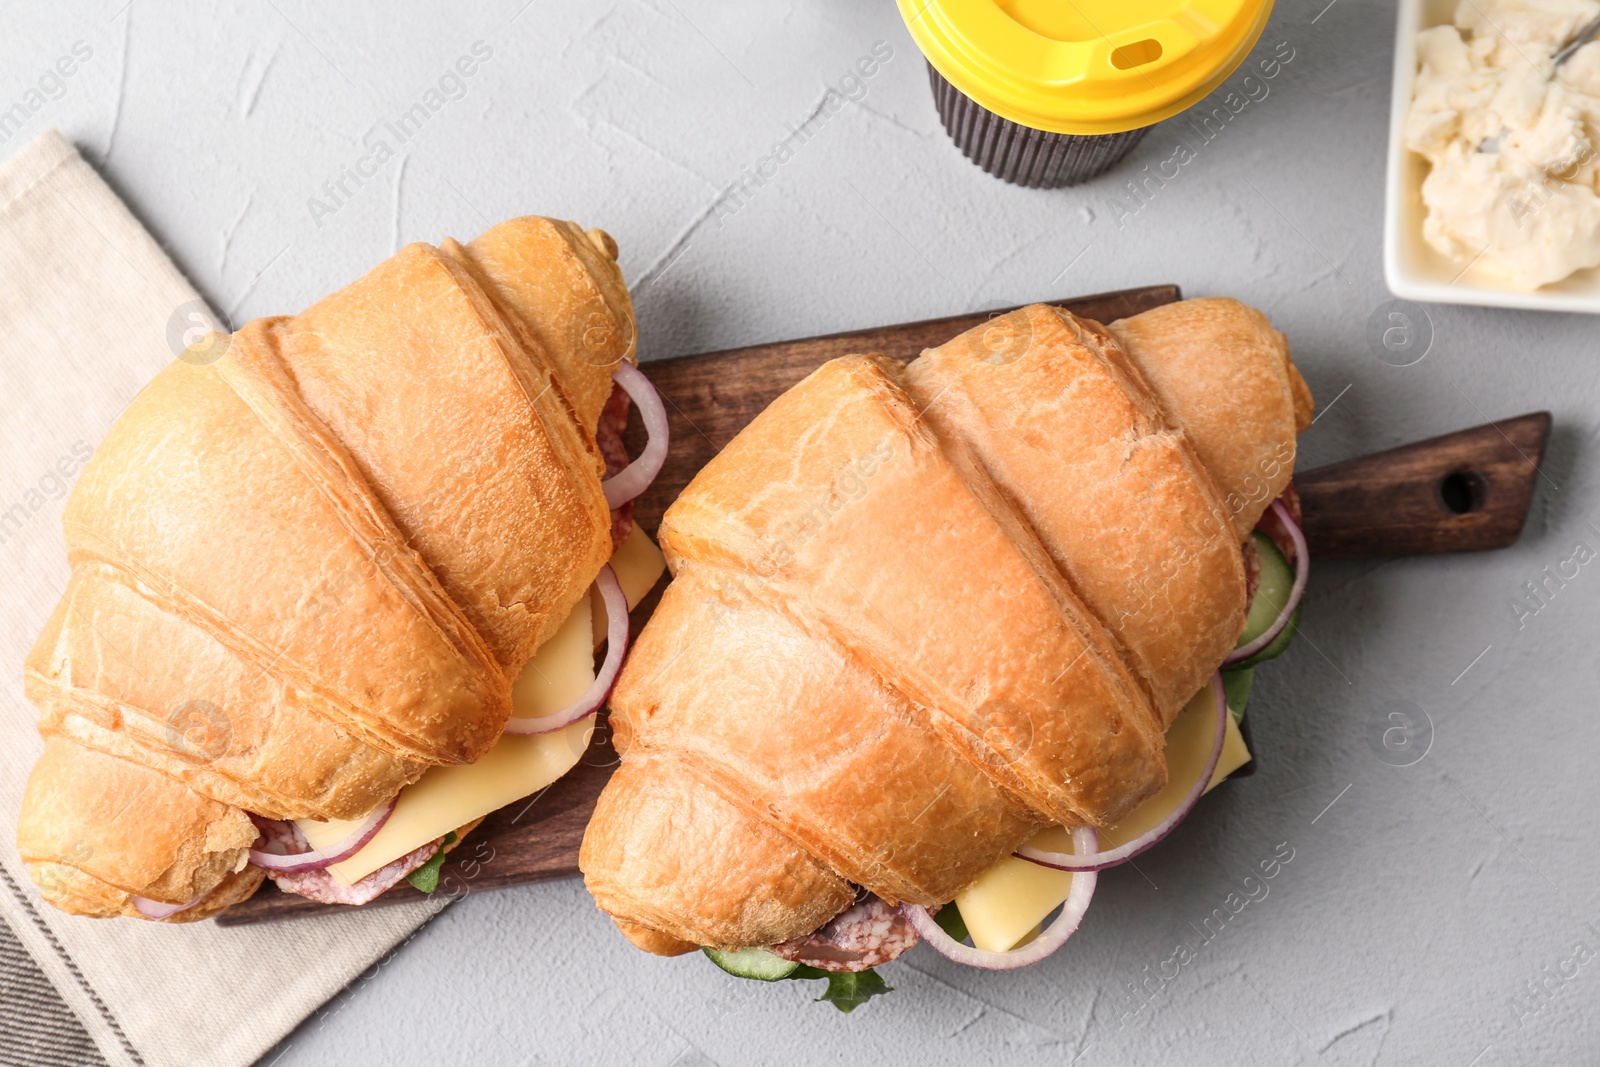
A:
[1551, 11, 1600, 69]
[1479, 12, 1600, 152]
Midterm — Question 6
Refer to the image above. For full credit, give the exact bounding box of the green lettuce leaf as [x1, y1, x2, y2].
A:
[405, 831, 457, 893]
[933, 903, 969, 944]
[1222, 667, 1254, 725]
[816, 969, 892, 1013]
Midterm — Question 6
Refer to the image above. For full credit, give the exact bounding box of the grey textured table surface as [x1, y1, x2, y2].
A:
[5, 1, 1599, 1065]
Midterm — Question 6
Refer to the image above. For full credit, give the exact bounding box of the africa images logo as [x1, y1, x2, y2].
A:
[307, 41, 494, 228]
[168, 299, 231, 365]
[1365, 299, 1433, 367]
[165, 699, 232, 763]
[1366, 699, 1432, 768]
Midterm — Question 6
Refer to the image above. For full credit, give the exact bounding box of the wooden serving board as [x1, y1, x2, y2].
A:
[218, 286, 1550, 924]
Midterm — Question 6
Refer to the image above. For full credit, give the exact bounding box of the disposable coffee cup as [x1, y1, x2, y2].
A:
[899, 0, 1274, 188]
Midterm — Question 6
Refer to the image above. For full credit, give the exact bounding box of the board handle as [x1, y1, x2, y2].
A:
[1297, 412, 1551, 558]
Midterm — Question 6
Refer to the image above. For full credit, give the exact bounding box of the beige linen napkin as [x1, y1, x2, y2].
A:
[0, 129, 440, 1067]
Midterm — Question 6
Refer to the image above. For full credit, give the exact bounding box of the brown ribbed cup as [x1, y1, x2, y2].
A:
[928, 63, 1149, 188]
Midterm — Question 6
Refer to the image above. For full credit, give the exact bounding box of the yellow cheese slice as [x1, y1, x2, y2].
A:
[299, 529, 669, 886]
[1099, 688, 1249, 850]
[955, 851, 1083, 954]
[955, 682, 1249, 952]
[592, 522, 667, 646]
[1210, 709, 1252, 792]
[301, 595, 596, 885]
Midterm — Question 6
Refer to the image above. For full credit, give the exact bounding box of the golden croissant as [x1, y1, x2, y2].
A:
[18, 216, 639, 921]
[580, 298, 1312, 958]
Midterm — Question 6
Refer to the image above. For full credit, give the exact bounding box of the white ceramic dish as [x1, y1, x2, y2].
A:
[1384, 0, 1600, 313]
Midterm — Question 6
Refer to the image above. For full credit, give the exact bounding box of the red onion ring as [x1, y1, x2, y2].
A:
[131, 890, 209, 920]
[1223, 498, 1309, 666]
[248, 797, 396, 873]
[601, 361, 669, 510]
[1016, 672, 1227, 874]
[903, 828, 1099, 970]
[504, 564, 629, 735]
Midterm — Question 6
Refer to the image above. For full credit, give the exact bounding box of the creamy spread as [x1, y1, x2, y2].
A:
[1406, 0, 1600, 288]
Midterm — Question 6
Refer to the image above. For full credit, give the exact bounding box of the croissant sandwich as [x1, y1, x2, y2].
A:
[579, 297, 1312, 1008]
[17, 216, 671, 922]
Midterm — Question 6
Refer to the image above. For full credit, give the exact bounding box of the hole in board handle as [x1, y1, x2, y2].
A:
[1111, 39, 1163, 69]
[1439, 470, 1485, 515]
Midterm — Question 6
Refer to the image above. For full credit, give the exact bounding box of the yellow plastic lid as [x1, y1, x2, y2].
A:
[899, 0, 1275, 136]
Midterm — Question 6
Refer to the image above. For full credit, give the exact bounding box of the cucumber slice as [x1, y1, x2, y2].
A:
[1238, 532, 1296, 648]
[1221, 667, 1254, 725]
[1231, 602, 1301, 669]
[703, 946, 801, 982]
